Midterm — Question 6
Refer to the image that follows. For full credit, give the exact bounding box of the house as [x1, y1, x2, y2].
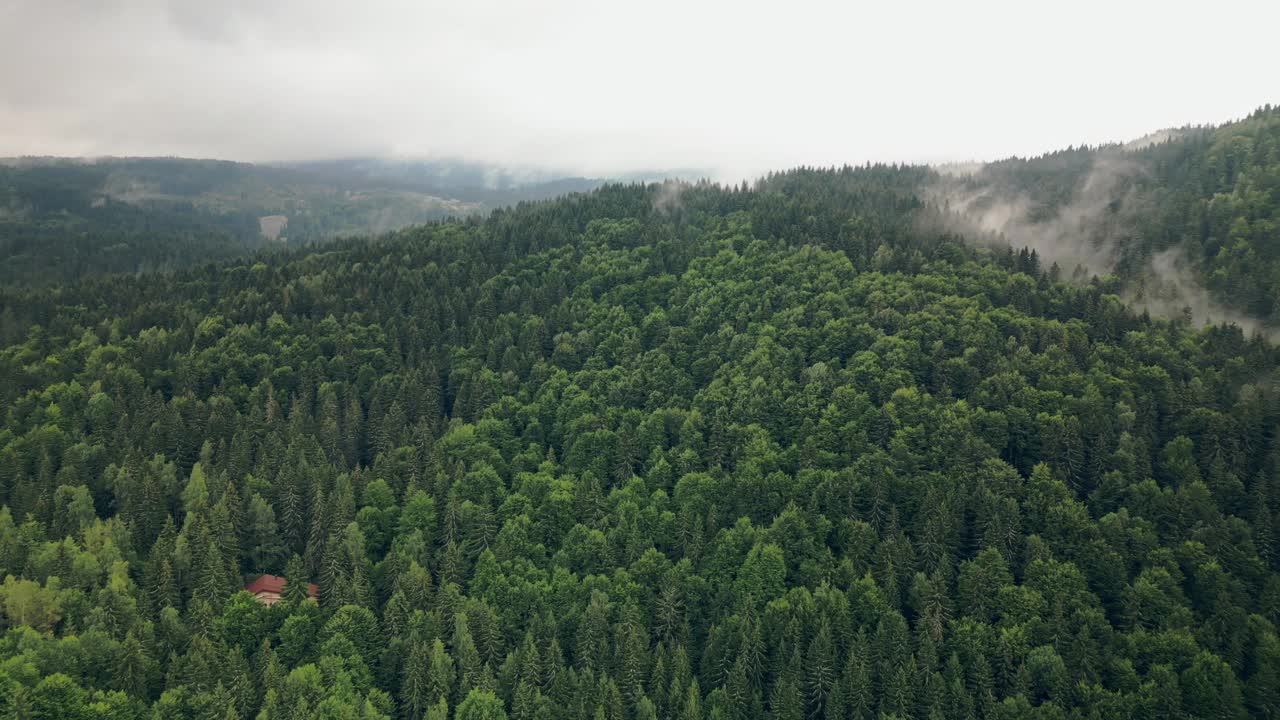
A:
[244, 574, 318, 606]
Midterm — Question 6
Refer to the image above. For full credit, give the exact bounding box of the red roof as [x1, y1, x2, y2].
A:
[245, 574, 317, 598]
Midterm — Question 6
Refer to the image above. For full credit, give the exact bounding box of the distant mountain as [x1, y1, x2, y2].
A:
[0, 156, 630, 285]
[277, 158, 605, 203]
[16, 101, 1278, 323]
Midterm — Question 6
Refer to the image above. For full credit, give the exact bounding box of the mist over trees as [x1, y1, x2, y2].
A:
[932, 105, 1280, 329]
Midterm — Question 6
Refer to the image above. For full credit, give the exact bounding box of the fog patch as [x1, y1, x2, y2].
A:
[1124, 248, 1272, 337]
[929, 152, 1272, 337]
[1123, 128, 1188, 152]
[652, 179, 686, 214]
[928, 154, 1138, 278]
[932, 161, 985, 178]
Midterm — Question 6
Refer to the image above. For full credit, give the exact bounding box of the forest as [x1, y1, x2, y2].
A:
[1, 114, 1279, 720]
[0, 158, 605, 286]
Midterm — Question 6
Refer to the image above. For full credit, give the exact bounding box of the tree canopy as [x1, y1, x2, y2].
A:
[1, 136, 1279, 719]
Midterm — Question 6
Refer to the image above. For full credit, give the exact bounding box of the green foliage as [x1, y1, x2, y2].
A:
[0, 160, 1279, 719]
[457, 689, 508, 720]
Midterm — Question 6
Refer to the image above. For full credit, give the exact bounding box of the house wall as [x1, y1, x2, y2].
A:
[253, 590, 283, 606]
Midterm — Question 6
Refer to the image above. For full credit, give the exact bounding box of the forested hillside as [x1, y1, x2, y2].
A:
[0, 160, 270, 285]
[0, 158, 605, 286]
[6, 104, 1277, 313]
[939, 104, 1280, 325]
[1, 167, 1279, 720]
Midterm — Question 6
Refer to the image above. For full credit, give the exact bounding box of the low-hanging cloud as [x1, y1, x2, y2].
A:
[651, 179, 686, 214]
[2, 0, 1278, 178]
[929, 151, 1273, 338]
[1123, 249, 1269, 337]
[929, 154, 1136, 278]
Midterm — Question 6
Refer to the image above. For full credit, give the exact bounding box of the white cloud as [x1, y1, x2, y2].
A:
[2, 0, 1277, 177]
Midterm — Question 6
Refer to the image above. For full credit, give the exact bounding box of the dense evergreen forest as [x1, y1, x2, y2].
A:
[2, 124, 1280, 718]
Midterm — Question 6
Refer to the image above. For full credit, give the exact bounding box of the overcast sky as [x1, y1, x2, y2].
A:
[2, 0, 1277, 178]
